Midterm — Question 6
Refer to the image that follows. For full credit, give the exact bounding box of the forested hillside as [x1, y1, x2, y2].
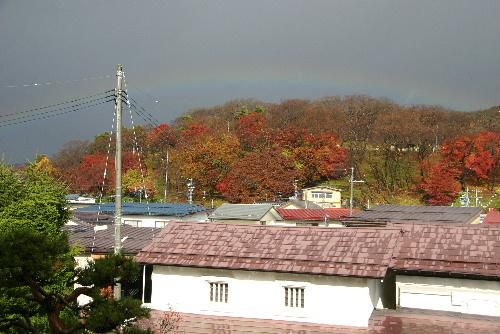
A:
[50, 95, 500, 208]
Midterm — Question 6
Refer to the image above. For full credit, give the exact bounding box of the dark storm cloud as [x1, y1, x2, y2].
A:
[0, 0, 499, 162]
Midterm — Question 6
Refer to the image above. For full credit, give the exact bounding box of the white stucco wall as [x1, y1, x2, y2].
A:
[397, 275, 500, 316]
[74, 256, 94, 306]
[302, 188, 342, 208]
[147, 266, 382, 327]
[122, 212, 209, 228]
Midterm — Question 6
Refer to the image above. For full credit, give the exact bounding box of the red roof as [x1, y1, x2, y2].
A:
[370, 308, 500, 334]
[139, 311, 365, 334]
[392, 224, 500, 278]
[276, 208, 360, 221]
[136, 222, 399, 278]
[138, 308, 500, 334]
[484, 209, 500, 224]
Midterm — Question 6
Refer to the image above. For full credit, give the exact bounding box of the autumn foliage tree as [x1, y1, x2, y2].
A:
[420, 161, 461, 205]
[217, 148, 300, 203]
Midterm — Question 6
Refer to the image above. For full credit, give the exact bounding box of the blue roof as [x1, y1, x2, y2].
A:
[75, 202, 208, 217]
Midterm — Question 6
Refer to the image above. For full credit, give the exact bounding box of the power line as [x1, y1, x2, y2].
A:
[1, 74, 113, 90]
[0, 95, 115, 125]
[0, 99, 114, 128]
[0, 90, 114, 119]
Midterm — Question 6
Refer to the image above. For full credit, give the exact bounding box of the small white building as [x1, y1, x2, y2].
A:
[301, 186, 342, 208]
[209, 203, 284, 225]
[392, 224, 500, 317]
[136, 222, 399, 328]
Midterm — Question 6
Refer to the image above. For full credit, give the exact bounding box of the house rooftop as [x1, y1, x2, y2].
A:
[392, 223, 500, 278]
[277, 208, 361, 221]
[370, 308, 500, 334]
[484, 209, 500, 225]
[139, 311, 364, 334]
[138, 308, 500, 334]
[66, 224, 159, 255]
[75, 202, 208, 217]
[346, 205, 481, 225]
[136, 222, 399, 278]
[208, 203, 280, 221]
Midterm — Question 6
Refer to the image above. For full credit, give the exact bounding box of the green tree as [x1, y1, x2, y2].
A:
[0, 164, 150, 333]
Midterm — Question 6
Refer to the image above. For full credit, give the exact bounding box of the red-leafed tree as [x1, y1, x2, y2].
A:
[179, 123, 211, 145]
[75, 153, 113, 194]
[173, 133, 241, 196]
[148, 123, 178, 154]
[217, 148, 300, 203]
[465, 131, 500, 189]
[420, 161, 461, 205]
[236, 112, 271, 151]
[292, 133, 348, 183]
[440, 131, 500, 189]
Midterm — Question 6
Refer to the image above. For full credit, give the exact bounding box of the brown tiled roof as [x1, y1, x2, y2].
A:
[139, 311, 367, 334]
[369, 308, 500, 334]
[68, 224, 159, 255]
[392, 224, 500, 278]
[136, 222, 399, 278]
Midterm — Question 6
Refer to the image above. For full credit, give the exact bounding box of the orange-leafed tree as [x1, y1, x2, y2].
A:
[217, 148, 300, 203]
[420, 161, 461, 205]
[236, 112, 271, 151]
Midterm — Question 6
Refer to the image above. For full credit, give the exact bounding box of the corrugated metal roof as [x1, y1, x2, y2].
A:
[67, 224, 159, 255]
[209, 203, 279, 221]
[370, 308, 500, 334]
[139, 311, 365, 334]
[75, 202, 208, 217]
[136, 222, 399, 278]
[392, 224, 500, 278]
[349, 205, 481, 224]
[276, 208, 359, 221]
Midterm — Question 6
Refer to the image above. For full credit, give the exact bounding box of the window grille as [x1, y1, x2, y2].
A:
[209, 282, 228, 303]
[284, 287, 304, 308]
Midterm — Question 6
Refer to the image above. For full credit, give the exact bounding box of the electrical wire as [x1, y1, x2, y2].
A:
[1, 74, 113, 89]
[0, 95, 115, 125]
[0, 99, 114, 128]
[0, 90, 114, 119]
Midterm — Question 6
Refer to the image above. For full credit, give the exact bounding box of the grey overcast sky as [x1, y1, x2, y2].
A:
[0, 0, 499, 162]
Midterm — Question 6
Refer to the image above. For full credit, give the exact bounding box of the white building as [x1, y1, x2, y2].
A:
[301, 186, 342, 208]
[392, 224, 500, 317]
[74, 202, 209, 228]
[136, 222, 398, 328]
[208, 203, 284, 225]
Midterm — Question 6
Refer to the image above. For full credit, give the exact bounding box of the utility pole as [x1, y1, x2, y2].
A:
[114, 64, 123, 255]
[349, 167, 365, 216]
[187, 178, 195, 204]
[114, 65, 124, 301]
[163, 150, 169, 203]
[293, 179, 299, 200]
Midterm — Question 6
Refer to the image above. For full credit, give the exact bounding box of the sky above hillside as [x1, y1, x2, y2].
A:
[0, 0, 499, 162]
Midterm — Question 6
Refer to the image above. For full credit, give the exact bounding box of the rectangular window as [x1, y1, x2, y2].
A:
[124, 220, 141, 227]
[284, 287, 304, 308]
[209, 282, 228, 303]
[155, 221, 167, 228]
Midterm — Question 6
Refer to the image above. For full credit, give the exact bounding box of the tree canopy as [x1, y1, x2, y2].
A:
[0, 164, 150, 333]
